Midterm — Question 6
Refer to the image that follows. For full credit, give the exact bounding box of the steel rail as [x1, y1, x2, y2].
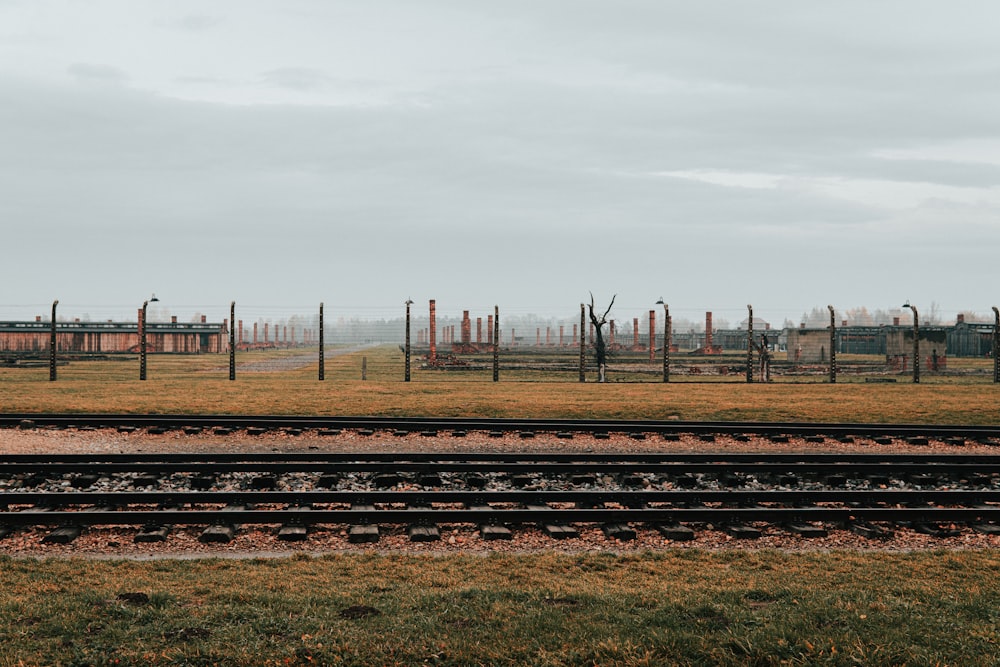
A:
[3, 489, 999, 506]
[1, 507, 997, 528]
[3, 462, 999, 475]
[3, 413, 1000, 439]
[2, 452, 999, 464]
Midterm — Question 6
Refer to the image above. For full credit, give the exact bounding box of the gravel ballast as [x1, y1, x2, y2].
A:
[1, 426, 998, 558]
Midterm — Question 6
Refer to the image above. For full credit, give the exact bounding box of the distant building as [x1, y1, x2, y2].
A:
[784, 314, 995, 363]
[0, 316, 226, 355]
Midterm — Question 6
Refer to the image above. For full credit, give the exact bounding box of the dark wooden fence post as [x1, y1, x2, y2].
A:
[493, 305, 499, 382]
[828, 305, 837, 383]
[140, 300, 148, 381]
[49, 300, 58, 381]
[318, 302, 325, 381]
[229, 301, 236, 380]
[405, 299, 412, 382]
[993, 306, 999, 384]
[662, 302, 670, 383]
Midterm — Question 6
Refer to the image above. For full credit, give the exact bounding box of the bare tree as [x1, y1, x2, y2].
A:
[588, 292, 616, 382]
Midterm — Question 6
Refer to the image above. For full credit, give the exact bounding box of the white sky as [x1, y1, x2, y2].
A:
[1, 1, 999, 325]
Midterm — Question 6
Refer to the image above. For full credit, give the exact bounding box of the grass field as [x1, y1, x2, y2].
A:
[2, 345, 998, 423]
[3, 346, 1000, 665]
[3, 551, 1000, 666]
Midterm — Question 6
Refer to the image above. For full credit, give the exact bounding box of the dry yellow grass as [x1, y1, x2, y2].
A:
[1, 346, 998, 423]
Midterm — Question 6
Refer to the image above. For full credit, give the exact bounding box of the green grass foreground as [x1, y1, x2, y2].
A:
[2, 550, 999, 666]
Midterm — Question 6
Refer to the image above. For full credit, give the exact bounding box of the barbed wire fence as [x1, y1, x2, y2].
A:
[2, 299, 999, 384]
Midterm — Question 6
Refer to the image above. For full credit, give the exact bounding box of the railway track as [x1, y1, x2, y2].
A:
[3, 429, 1000, 545]
[4, 413, 1000, 441]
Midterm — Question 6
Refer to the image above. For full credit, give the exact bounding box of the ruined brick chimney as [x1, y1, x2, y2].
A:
[705, 312, 713, 351]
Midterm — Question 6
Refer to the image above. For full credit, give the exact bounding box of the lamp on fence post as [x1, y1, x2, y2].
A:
[656, 298, 670, 383]
[139, 294, 159, 381]
[828, 305, 837, 384]
[746, 304, 754, 383]
[405, 298, 413, 382]
[902, 302, 919, 384]
[318, 302, 325, 381]
[229, 301, 236, 381]
[992, 306, 999, 384]
[49, 300, 58, 381]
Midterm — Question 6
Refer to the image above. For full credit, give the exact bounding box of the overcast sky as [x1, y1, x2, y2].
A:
[2, 1, 998, 326]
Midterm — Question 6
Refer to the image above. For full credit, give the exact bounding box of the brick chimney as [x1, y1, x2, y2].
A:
[461, 311, 471, 345]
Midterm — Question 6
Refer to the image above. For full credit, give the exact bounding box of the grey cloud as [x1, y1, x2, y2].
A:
[259, 67, 332, 91]
[156, 15, 223, 32]
[67, 63, 128, 84]
[4, 1, 1000, 315]
[174, 76, 230, 86]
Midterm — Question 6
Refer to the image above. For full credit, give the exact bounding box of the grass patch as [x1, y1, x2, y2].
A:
[1, 346, 998, 423]
[2, 551, 999, 665]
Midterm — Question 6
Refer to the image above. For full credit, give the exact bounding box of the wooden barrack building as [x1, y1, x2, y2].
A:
[0, 315, 226, 355]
